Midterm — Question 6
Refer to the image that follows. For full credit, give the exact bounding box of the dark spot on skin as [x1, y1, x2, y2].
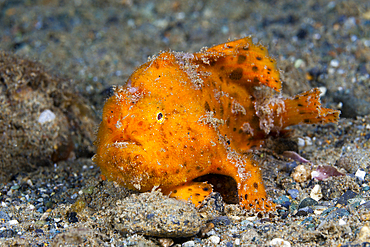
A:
[209, 60, 216, 66]
[299, 111, 305, 114]
[255, 199, 259, 204]
[204, 101, 211, 112]
[233, 128, 236, 132]
[220, 66, 225, 70]
[173, 190, 177, 193]
[253, 182, 258, 189]
[249, 203, 253, 207]
[266, 79, 269, 82]
[220, 103, 224, 116]
[275, 80, 278, 83]
[157, 112, 163, 121]
[188, 188, 192, 191]
[203, 187, 209, 191]
[244, 194, 248, 200]
[226, 140, 230, 145]
[217, 167, 222, 171]
[304, 119, 310, 123]
[226, 45, 233, 49]
[262, 198, 265, 201]
[256, 56, 262, 61]
[237, 55, 246, 64]
[253, 77, 259, 83]
[219, 76, 223, 82]
[195, 193, 201, 196]
[238, 129, 243, 134]
[176, 169, 180, 174]
[196, 166, 201, 170]
[298, 103, 303, 107]
[229, 68, 243, 80]
[252, 66, 258, 72]
[267, 71, 270, 74]
[111, 111, 113, 113]
[198, 201, 202, 204]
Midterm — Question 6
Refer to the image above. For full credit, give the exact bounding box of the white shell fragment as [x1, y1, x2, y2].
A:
[355, 169, 366, 181]
[269, 238, 291, 247]
[310, 184, 323, 201]
[38, 109, 56, 124]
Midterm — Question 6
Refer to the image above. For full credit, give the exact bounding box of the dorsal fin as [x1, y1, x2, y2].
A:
[193, 37, 282, 91]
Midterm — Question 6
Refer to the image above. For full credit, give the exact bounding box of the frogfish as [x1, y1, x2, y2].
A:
[93, 37, 340, 212]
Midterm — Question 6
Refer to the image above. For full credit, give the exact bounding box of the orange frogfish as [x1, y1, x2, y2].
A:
[93, 37, 340, 212]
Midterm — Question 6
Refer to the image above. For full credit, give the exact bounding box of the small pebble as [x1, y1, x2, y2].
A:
[310, 184, 323, 201]
[287, 189, 299, 199]
[326, 208, 350, 220]
[358, 223, 370, 242]
[240, 220, 253, 227]
[360, 212, 370, 221]
[337, 190, 358, 206]
[158, 238, 174, 247]
[318, 87, 327, 97]
[68, 212, 78, 223]
[8, 220, 18, 225]
[297, 138, 305, 147]
[355, 169, 366, 181]
[211, 216, 231, 226]
[313, 206, 328, 215]
[298, 198, 318, 209]
[38, 109, 56, 124]
[296, 207, 314, 216]
[330, 59, 339, 67]
[205, 229, 216, 237]
[338, 219, 346, 226]
[0, 211, 10, 222]
[292, 165, 311, 183]
[0, 229, 15, 238]
[269, 238, 291, 247]
[182, 240, 195, 247]
[294, 59, 305, 68]
[208, 235, 220, 244]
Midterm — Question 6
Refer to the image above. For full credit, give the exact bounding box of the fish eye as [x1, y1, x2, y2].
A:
[156, 112, 164, 123]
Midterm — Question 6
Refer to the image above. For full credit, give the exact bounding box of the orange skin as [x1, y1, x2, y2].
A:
[94, 37, 339, 212]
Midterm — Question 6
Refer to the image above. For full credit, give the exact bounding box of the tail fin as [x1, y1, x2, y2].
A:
[278, 88, 340, 128]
